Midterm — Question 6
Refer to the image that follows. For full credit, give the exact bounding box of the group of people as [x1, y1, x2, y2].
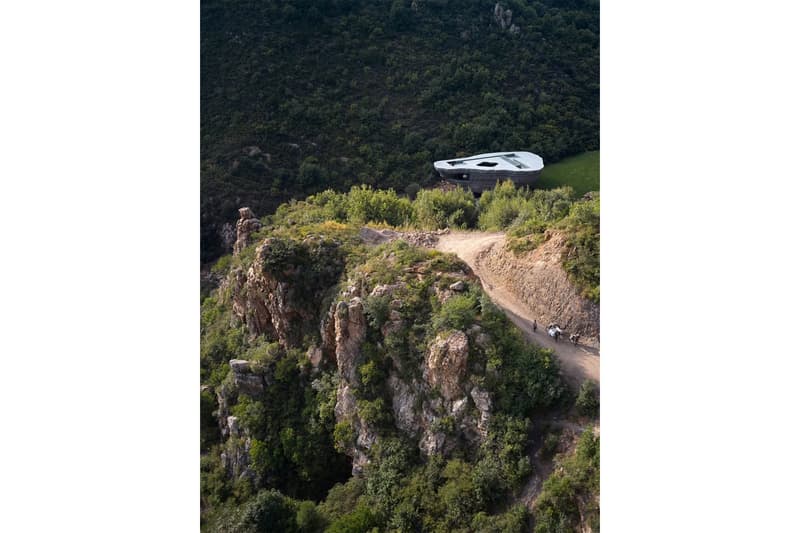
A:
[531, 320, 580, 345]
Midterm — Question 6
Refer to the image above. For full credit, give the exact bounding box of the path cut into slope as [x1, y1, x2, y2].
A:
[436, 231, 599, 388]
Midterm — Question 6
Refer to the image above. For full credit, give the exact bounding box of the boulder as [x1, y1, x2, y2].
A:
[449, 280, 466, 292]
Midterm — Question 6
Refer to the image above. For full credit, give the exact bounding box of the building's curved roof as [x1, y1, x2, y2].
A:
[433, 151, 544, 172]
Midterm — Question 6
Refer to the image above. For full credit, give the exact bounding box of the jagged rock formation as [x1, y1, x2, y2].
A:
[481, 230, 600, 340]
[318, 276, 491, 474]
[424, 331, 468, 401]
[209, 229, 547, 479]
[233, 207, 262, 255]
[223, 235, 346, 347]
[493, 2, 520, 35]
[212, 359, 267, 483]
[229, 359, 267, 396]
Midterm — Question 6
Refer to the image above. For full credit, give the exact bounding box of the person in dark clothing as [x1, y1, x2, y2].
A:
[532, 320, 537, 333]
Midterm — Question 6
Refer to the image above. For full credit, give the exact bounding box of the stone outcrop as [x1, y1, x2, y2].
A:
[334, 298, 367, 383]
[215, 234, 499, 477]
[323, 281, 492, 473]
[224, 235, 346, 348]
[493, 2, 520, 35]
[233, 207, 262, 256]
[220, 434, 253, 481]
[449, 280, 466, 292]
[424, 331, 469, 401]
[229, 359, 267, 396]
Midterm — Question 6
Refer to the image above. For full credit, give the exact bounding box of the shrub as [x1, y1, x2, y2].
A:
[404, 182, 421, 200]
[478, 182, 574, 233]
[319, 477, 366, 523]
[562, 194, 600, 303]
[478, 193, 528, 230]
[226, 489, 300, 533]
[326, 503, 379, 533]
[298, 156, 327, 187]
[363, 294, 390, 330]
[534, 431, 599, 533]
[430, 292, 478, 332]
[541, 430, 561, 458]
[471, 505, 529, 533]
[333, 421, 355, 453]
[295, 500, 326, 532]
[438, 459, 480, 526]
[346, 185, 412, 226]
[412, 187, 478, 229]
[357, 398, 391, 427]
[477, 180, 528, 230]
[211, 254, 233, 275]
[307, 189, 349, 222]
[365, 437, 416, 518]
[575, 380, 599, 417]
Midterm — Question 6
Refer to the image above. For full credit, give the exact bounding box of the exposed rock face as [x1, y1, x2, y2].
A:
[233, 207, 262, 256]
[323, 281, 491, 473]
[220, 435, 253, 481]
[307, 346, 323, 368]
[470, 386, 492, 437]
[229, 359, 267, 396]
[388, 374, 420, 435]
[493, 2, 520, 34]
[334, 298, 367, 383]
[480, 231, 600, 341]
[425, 331, 469, 401]
[211, 362, 265, 484]
[224, 235, 346, 348]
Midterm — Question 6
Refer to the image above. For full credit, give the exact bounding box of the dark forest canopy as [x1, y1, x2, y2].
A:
[201, 0, 599, 261]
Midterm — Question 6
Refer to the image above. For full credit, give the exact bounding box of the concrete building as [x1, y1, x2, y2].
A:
[433, 151, 544, 192]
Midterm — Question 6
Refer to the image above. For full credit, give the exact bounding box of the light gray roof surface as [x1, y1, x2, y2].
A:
[433, 151, 544, 172]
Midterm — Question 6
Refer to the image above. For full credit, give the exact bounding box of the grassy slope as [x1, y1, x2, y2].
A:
[537, 150, 599, 196]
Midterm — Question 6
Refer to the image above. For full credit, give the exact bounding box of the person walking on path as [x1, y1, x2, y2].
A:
[532, 320, 537, 333]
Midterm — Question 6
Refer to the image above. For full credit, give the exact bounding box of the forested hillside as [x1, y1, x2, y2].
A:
[201, 0, 599, 261]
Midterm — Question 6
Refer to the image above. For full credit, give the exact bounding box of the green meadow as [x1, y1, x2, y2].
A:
[538, 150, 599, 196]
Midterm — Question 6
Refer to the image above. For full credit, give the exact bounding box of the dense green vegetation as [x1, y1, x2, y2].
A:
[537, 150, 600, 196]
[575, 380, 600, 418]
[201, 0, 599, 261]
[220, 180, 599, 303]
[534, 430, 600, 532]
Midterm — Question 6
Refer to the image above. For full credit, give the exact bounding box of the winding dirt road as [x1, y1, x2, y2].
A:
[436, 231, 599, 388]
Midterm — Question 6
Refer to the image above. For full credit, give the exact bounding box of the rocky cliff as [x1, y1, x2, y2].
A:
[220, 234, 346, 348]
[316, 278, 493, 474]
[211, 228, 510, 477]
[203, 218, 568, 522]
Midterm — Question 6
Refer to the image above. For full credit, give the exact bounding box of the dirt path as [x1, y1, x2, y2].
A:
[436, 231, 599, 388]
